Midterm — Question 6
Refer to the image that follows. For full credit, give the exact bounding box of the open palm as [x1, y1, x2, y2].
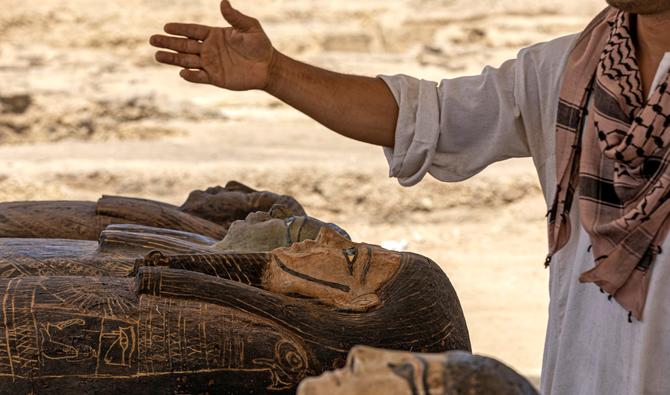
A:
[150, 0, 274, 90]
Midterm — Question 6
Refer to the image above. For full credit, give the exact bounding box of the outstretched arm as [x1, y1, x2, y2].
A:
[150, 0, 398, 147]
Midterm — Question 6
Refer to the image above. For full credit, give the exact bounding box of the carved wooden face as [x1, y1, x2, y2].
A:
[213, 211, 289, 252]
[297, 346, 445, 395]
[265, 228, 401, 312]
[297, 346, 538, 395]
[180, 187, 257, 223]
[180, 183, 305, 224]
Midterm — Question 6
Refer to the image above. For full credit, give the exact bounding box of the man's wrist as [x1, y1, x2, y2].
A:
[261, 48, 282, 95]
[262, 49, 288, 96]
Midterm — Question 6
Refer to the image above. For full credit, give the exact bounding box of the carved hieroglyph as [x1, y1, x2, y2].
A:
[0, 229, 470, 394]
[297, 346, 539, 395]
[0, 273, 311, 394]
[0, 181, 305, 240]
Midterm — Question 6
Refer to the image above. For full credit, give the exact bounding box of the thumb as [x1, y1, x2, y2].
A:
[220, 0, 260, 31]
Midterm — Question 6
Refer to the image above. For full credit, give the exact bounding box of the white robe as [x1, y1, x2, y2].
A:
[379, 33, 670, 395]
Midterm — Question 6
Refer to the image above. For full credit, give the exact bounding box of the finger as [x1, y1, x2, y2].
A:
[180, 69, 211, 84]
[155, 51, 202, 69]
[150, 35, 202, 54]
[220, 0, 261, 32]
[163, 23, 210, 40]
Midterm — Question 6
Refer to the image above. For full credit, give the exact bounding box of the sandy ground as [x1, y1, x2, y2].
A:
[0, 0, 608, 384]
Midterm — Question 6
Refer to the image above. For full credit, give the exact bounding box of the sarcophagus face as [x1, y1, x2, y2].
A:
[297, 346, 539, 395]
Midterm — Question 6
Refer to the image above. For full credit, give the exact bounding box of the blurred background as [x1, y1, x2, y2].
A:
[0, 0, 606, 383]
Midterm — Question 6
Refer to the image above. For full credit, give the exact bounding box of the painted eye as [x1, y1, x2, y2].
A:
[343, 247, 358, 275]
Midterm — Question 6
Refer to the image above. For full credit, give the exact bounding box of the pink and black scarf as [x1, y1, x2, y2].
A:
[548, 8, 670, 320]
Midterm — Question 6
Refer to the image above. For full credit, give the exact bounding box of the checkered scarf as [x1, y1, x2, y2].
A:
[548, 9, 670, 320]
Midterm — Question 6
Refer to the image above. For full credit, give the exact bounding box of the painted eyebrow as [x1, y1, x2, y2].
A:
[275, 256, 351, 293]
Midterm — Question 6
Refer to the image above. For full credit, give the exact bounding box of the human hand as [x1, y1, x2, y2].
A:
[149, 0, 274, 90]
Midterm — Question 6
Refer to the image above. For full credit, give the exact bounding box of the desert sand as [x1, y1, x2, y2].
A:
[0, 0, 607, 384]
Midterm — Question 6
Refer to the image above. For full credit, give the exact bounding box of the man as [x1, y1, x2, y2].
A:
[149, 1, 670, 393]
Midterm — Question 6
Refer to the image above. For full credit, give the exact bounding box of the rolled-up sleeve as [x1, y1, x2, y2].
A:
[378, 35, 575, 187]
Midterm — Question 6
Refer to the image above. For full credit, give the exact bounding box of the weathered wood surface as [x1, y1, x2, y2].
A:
[0, 225, 217, 278]
[0, 200, 102, 240]
[0, 181, 305, 241]
[98, 196, 228, 239]
[0, 229, 470, 394]
[0, 198, 227, 240]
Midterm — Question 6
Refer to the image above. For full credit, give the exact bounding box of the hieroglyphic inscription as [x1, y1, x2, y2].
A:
[2, 278, 40, 379]
[0, 277, 140, 380]
[0, 275, 309, 390]
[136, 293, 308, 389]
[35, 313, 138, 377]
